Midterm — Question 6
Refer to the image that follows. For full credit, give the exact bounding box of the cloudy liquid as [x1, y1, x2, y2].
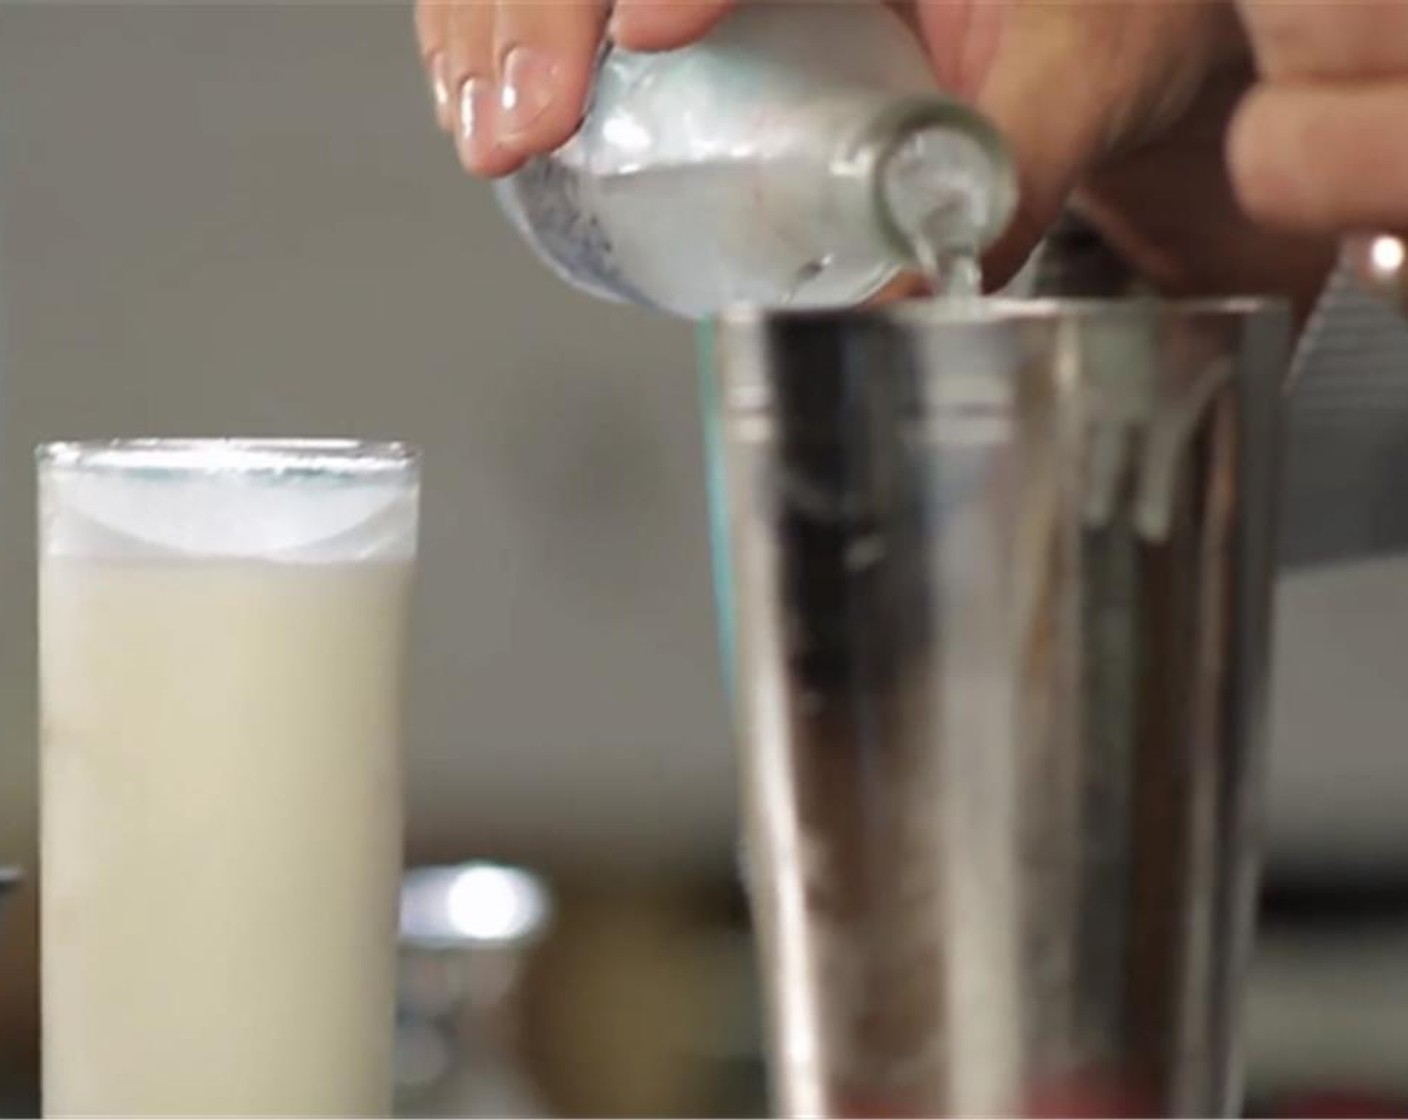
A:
[41, 558, 412, 1117]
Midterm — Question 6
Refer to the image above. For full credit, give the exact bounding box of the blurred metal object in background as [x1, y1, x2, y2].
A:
[1279, 256, 1408, 574]
[1344, 234, 1408, 319]
[708, 299, 1289, 1117]
[396, 863, 554, 1118]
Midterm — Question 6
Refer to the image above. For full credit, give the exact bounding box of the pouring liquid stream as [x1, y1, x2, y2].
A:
[883, 128, 994, 302]
[914, 227, 983, 299]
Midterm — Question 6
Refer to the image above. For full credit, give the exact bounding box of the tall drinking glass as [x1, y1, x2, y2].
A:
[39, 439, 420, 1117]
[707, 299, 1289, 1117]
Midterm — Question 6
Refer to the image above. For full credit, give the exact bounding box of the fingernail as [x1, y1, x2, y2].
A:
[457, 76, 494, 167]
[498, 45, 558, 136]
[429, 52, 453, 130]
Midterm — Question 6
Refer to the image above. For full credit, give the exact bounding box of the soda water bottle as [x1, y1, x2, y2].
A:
[494, 2, 1017, 318]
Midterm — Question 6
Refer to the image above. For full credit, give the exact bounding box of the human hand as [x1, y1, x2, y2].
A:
[413, 0, 732, 178]
[410, 1, 1340, 308]
[914, 0, 1337, 307]
[1230, 1, 1408, 236]
[410, 0, 1232, 233]
[1229, 1, 1408, 310]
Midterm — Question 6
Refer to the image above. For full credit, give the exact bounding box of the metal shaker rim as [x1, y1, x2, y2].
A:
[716, 293, 1288, 330]
[711, 295, 1291, 415]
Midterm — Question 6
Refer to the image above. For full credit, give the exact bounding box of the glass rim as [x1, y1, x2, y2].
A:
[36, 438, 420, 478]
[717, 294, 1289, 328]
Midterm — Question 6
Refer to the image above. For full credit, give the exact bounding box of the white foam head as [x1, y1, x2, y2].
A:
[38, 440, 420, 563]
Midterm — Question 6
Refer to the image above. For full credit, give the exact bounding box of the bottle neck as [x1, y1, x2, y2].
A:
[859, 98, 1017, 277]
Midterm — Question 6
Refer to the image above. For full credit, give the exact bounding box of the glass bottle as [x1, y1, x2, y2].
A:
[495, 1, 1017, 318]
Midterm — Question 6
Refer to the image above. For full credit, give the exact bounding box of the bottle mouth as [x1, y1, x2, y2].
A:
[862, 97, 1019, 262]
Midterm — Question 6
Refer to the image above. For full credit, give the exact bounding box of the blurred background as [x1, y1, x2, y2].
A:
[2, 5, 1408, 1116]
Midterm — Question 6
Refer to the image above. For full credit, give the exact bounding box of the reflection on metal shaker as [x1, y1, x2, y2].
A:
[0, 868, 18, 934]
[706, 300, 1290, 1117]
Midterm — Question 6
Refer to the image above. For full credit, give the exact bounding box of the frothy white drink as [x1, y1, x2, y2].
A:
[39, 441, 419, 1118]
